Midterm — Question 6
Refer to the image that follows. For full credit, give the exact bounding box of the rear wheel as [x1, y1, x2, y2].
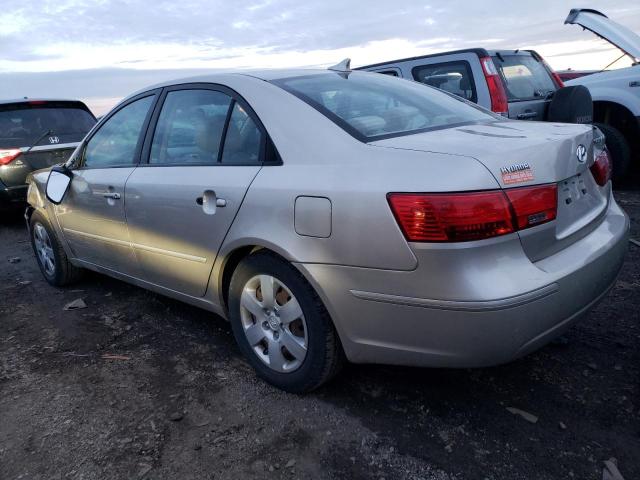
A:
[594, 122, 631, 183]
[228, 251, 343, 393]
[29, 211, 83, 286]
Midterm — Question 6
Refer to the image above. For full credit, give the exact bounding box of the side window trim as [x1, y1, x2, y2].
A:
[217, 98, 236, 163]
[411, 60, 478, 104]
[139, 82, 280, 167]
[77, 90, 160, 170]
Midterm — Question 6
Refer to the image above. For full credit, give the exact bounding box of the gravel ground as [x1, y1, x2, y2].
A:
[1, 191, 639, 480]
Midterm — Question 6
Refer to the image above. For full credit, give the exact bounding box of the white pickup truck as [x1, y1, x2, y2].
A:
[565, 8, 640, 181]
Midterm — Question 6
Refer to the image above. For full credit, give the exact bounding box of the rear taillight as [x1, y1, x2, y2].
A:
[480, 56, 509, 116]
[388, 184, 558, 243]
[504, 185, 557, 229]
[590, 150, 611, 186]
[542, 60, 565, 88]
[550, 71, 565, 89]
[0, 149, 22, 166]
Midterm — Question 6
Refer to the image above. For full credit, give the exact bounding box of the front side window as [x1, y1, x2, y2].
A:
[412, 61, 476, 102]
[492, 54, 557, 101]
[273, 71, 496, 141]
[150, 89, 232, 165]
[83, 96, 153, 168]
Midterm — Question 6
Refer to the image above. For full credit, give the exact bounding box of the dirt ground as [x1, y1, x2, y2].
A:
[1, 192, 639, 480]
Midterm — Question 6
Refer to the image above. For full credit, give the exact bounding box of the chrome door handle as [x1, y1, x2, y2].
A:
[216, 198, 227, 207]
[103, 192, 121, 200]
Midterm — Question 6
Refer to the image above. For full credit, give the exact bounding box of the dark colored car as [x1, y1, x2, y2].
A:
[0, 99, 96, 210]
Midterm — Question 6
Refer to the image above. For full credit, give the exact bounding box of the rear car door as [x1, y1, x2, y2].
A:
[124, 84, 266, 297]
[56, 92, 158, 276]
[491, 51, 561, 121]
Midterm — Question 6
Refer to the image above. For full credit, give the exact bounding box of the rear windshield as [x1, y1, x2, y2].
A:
[492, 54, 557, 101]
[0, 102, 96, 148]
[273, 72, 497, 141]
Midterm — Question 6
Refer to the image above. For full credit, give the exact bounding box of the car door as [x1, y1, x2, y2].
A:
[124, 84, 267, 297]
[55, 92, 158, 276]
[490, 52, 559, 121]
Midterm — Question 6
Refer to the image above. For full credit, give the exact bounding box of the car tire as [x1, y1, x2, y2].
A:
[29, 210, 83, 287]
[228, 251, 344, 393]
[594, 122, 631, 183]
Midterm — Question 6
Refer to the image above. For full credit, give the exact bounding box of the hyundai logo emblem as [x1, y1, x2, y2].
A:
[576, 144, 587, 163]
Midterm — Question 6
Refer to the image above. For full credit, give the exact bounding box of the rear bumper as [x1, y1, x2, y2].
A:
[296, 194, 630, 367]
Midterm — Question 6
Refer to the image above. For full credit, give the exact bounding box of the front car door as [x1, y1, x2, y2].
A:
[55, 92, 158, 276]
[125, 84, 270, 297]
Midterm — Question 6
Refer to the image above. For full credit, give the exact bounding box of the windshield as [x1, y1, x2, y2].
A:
[0, 102, 96, 148]
[492, 54, 558, 101]
[273, 72, 498, 141]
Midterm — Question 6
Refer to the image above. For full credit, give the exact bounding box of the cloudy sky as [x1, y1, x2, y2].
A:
[1, 0, 639, 114]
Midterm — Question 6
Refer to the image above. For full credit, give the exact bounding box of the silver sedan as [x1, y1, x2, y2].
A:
[26, 65, 629, 392]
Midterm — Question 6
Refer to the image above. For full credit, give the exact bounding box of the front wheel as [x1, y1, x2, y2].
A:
[228, 251, 344, 393]
[29, 210, 83, 286]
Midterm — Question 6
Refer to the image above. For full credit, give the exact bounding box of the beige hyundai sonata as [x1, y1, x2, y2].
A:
[26, 65, 629, 392]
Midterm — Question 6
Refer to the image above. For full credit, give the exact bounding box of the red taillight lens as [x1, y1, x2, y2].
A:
[0, 149, 22, 165]
[388, 191, 514, 242]
[542, 60, 565, 88]
[505, 185, 557, 230]
[480, 56, 509, 116]
[388, 184, 558, 243]
[550, 71, 565, 88]
[590, 150, 611, 186]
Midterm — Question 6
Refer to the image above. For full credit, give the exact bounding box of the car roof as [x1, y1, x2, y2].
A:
[123, 68, 357, 102]
[138, 68, 331, 90]
[0, 98, 88, 106]
[356, 48, 542, 70]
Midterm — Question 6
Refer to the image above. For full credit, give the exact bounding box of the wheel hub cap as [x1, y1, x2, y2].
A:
[266, 312, 281, 331]
[239, 274, 308, 373]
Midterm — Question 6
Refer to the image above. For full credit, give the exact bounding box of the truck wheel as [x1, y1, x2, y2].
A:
[594, 122, 631, 183]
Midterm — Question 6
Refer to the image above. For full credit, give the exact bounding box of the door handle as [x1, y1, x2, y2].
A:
[196, 196, 226, 207]
[517, 111, 538, 120]
[103, 192, 121, 200]
[196, 190, 226, 215]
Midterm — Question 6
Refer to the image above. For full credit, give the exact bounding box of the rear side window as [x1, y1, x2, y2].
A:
[150, 89, 232, 165]
[273, 71, 496, 142]
[412, 61, 477, 102]
[83, 96, 153, 168]
[492, 55, 557, 101]
[221, 103, 263, 165]
[0, 103, 95, 148]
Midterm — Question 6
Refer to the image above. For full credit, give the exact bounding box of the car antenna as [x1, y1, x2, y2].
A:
[328, 58, 351, 72]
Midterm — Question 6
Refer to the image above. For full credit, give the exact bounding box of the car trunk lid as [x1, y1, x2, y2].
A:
[370, 120, 609, 261]
[565, 9, 640, 62]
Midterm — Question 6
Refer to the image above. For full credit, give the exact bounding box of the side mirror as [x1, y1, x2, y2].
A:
[46, 166, 73, 204]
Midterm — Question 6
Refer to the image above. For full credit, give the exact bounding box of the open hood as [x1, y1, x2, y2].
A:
[565, 9, 640, 62]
